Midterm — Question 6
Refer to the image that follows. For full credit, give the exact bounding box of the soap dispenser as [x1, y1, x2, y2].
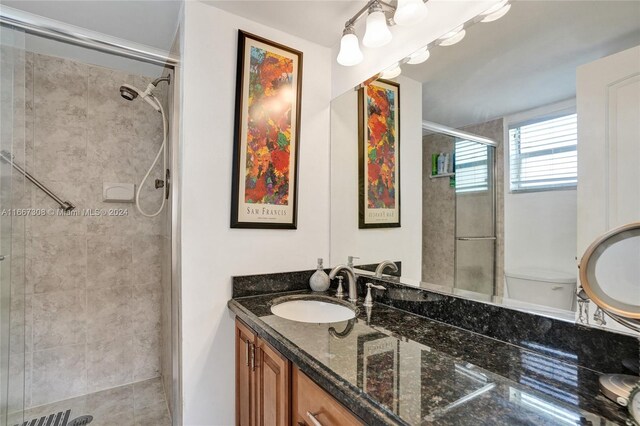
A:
[309, 258, 330, 292]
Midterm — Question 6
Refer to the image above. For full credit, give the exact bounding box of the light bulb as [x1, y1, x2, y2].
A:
[363, 3, 392, 48]
[336, 27, 363, 66]
[380, 63, 401, 79]
[406, 47, 430, 65]
[439, 26, 466, 46]
[481, 4, 511, 22]
[394, 0, 428, 26]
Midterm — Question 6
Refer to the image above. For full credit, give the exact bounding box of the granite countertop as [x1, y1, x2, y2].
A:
[228, 290, 630, 426]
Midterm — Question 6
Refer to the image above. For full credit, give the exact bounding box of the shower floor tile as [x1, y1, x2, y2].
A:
[9, 377, 171, 426]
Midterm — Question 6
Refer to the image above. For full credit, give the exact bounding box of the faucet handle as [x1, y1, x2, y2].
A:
[364, 282, 386, 307]
[335, 275, 345, 298]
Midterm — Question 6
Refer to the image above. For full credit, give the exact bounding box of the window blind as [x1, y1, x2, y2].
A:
[509, 113, 577, 192]
[455, 139, 489, 193]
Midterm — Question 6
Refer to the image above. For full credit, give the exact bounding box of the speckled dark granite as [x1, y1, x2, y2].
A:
[232, 269, 320, 297]
[358, 277, 639, 375]
[229, 291, 633, 425]
[232, 271, 638, 375]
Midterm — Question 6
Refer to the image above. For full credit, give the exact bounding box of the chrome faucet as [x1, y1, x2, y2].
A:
[374, 260, 398, 278]
[329, 265, 358, 303]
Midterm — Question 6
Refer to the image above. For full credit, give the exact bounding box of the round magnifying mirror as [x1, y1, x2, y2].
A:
[579, 222, 640, 407]
[579, 222, 640, 319]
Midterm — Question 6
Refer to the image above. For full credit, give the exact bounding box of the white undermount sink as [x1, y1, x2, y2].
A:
[270, 297, 356, 323]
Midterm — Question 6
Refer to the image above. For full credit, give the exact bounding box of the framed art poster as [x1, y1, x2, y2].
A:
[358, 79, 400, 228]
[231, 30, 303, 229]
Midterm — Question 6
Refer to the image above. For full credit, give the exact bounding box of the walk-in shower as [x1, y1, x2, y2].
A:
[0, 6, 180, 426]
[422, 120, 500, 298]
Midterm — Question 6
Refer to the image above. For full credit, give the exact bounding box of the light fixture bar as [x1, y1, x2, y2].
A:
[344, 0, 401, 28]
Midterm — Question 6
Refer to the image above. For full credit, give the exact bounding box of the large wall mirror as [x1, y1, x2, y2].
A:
[329, 0, 640, 331]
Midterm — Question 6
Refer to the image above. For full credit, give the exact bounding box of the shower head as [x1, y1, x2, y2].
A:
[119, 84, 139, 101]
[118, 83, 160, 112]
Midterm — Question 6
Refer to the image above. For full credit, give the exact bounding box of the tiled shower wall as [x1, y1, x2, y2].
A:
[13, 52, 168, 408]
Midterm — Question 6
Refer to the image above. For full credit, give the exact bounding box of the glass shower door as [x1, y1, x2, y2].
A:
[0, 24, 27, 426]
[454, 139, 496, 296]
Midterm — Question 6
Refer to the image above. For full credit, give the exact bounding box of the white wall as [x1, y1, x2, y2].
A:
[330, 76, 423, 280]
[180, 2, 332, 424]
[503, 101, 578, 280]
[504, 190, 577, 275]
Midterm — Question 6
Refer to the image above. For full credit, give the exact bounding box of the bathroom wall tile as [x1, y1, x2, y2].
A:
[86, 129, 136, 183]
[31, 344, 87, 406]
[9, 293, 31, 354]
[32, 290, 86, 351]
[86, 236, 132, 288]
[33, 123, 87, 182]
[27, 181, 89, 237]
[131, 285, 161, 336]
[132, 331, 160, 382]
[7, 351, 31, 412]
[132, 236, 162, 287]
[33, 54, 88, 126]
[87, 337, 134, 392]
[26, 236, 86, 294]
[86, 285, 132, 343]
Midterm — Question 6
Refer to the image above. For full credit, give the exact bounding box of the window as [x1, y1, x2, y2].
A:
[455, 139, 490, 193]
[509, 113, 577, 192]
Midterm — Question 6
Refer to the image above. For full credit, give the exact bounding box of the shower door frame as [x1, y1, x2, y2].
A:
[422, 121, 499, 298]
[0, 7, 184, 426]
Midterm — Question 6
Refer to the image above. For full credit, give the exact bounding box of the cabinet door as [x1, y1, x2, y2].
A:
[254, 339, 290, 426]
[236, 320, 256, 426]
[292, 366, 363, 426]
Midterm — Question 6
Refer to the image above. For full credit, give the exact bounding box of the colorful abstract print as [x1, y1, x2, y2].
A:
[244, 46, 294, 205]
[366, 85, 396, 209]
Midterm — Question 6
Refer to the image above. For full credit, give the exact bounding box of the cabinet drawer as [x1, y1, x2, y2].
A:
[292, 366, 363, 426]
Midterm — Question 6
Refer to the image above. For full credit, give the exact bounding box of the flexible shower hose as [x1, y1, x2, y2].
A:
[135, 95, 167, 217]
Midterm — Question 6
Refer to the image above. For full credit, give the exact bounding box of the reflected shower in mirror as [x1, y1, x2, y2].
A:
[329, 0, 640, 327]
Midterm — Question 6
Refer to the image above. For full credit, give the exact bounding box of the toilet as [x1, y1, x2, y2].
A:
[504, 268, 577, 310]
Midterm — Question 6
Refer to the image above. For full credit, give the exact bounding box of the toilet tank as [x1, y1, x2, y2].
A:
[505, 268, 577, 311]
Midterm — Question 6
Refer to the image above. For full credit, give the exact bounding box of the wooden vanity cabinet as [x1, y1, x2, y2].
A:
[235, 319, 363, 426]
[235, 319, 290, 426]
[292, 366, 363, 426]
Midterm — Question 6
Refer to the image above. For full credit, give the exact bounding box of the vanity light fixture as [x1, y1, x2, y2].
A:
[438, 25, 466, 46]
[394, 0, 429, 26]
[380, 62, 402, 79]
[337, 25, 364, 66]
[363, 2, 393, 48]
[336, 0, 429, 66]
[480, 0, 511, 22]
[406, 46, 430, 64]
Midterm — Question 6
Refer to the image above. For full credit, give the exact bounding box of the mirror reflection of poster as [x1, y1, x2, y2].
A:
[231, 30, 303, 229]
[357, 333, 399, 412]
[358, 79, 401, 229]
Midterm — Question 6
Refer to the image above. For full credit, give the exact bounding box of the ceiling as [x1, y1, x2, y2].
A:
[205, 1, 365, 48]
[2, 0, 182, 51]
[400, 1, 640, 128]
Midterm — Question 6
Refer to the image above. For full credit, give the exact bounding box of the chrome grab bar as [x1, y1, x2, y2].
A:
[0, 150, 75, 211]
[456, 236, 496, 241]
